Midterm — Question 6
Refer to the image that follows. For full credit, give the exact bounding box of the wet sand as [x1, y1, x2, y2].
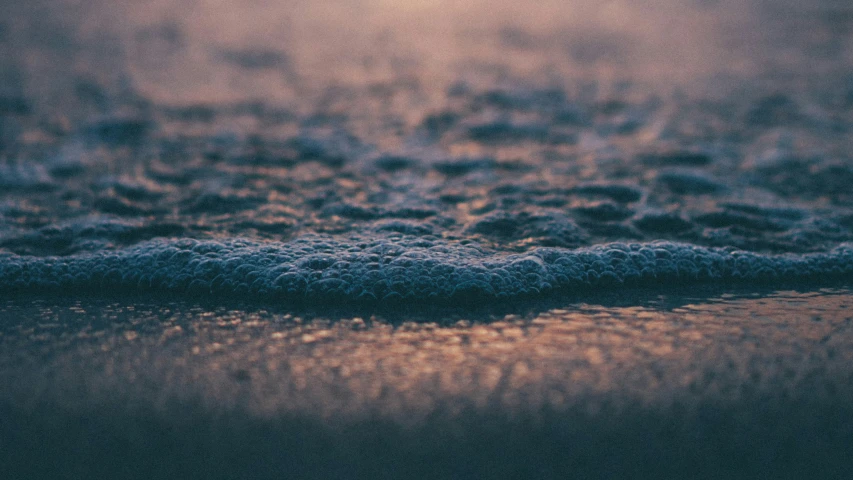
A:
[3, 287, 852, 479]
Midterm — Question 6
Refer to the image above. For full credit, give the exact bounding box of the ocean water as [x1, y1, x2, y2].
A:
[1, 0, 853, 477]
[2, 1, 853, 298]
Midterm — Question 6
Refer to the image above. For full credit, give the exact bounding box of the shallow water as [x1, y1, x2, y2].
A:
[2, 1, 853, 300]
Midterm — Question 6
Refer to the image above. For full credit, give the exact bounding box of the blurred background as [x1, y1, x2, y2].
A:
[1, 0, 852, 254]
[3, 0, 852, 114]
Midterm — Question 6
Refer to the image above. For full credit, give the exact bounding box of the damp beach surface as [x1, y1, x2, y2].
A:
[2, 0, 853, 477]
[3, 286, 853, 478]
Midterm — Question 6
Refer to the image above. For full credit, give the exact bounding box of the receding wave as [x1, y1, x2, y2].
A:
[3, 0, 853, 306]
[2, 236, 851, 303]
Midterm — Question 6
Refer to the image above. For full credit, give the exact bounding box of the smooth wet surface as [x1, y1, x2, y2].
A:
[3, 287, 853, 478]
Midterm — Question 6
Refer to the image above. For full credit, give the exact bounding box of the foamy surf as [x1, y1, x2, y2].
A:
[3, 236, 851, 303]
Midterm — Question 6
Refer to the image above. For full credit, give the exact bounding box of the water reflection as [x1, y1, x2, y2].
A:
[3, 287, 852, 421]
[3, 288, 852, 477]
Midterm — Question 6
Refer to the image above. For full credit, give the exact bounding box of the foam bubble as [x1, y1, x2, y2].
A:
[2, 236, 851, 303]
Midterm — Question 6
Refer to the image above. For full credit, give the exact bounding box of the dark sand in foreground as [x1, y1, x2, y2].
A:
[3, 287, 852, 479]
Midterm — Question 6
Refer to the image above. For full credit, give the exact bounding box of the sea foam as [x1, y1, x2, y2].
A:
[2, 236, 851, 303]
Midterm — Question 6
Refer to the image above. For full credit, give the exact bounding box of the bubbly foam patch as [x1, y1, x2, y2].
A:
[2, 0, 853, 307]
[2, 236, 851, 303]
